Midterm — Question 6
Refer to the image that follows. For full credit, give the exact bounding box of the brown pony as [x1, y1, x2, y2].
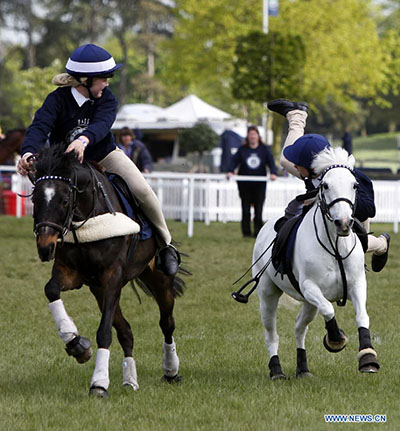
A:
[0, 129, 25, 164]
[31, 145, 185, 398]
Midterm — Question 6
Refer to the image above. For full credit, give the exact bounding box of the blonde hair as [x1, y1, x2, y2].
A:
[52, 73, 88, 87]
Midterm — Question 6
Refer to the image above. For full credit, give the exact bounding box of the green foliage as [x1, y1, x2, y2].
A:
[272, 0, 387, 109]
[161, 0, 264, 117]
[0, 54, 61, 130]
[232, 31, 305, 103]
[178, 122, 219, 155]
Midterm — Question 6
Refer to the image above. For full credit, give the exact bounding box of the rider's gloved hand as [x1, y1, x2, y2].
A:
[17, 153, 34, 176]
[66, 136, 89, 163]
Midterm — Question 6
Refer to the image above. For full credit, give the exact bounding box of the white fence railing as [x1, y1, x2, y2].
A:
[3, 166, 400, 237]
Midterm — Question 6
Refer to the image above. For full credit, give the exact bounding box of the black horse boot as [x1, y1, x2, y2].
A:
[157, 244, 181, 276]
[267, 98, 308, 117]
[371, 233, 390, 272]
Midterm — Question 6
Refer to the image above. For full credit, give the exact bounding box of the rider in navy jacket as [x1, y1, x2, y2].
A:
[23, 86, 117, 163]
[17, 44, 180, 276]
[267, 98, 390, 272]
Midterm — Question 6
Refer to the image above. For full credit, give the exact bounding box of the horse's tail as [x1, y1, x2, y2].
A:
[131, 255, 191, 300]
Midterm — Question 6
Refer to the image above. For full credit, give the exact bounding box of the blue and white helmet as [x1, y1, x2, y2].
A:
[283, 134, 330, 170]
[65, 44, 122, 78]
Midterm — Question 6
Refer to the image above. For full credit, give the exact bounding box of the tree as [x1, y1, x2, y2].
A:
[232, 31, 305, 104]
[163, 0, 397, 133]
[161, 0, 263, 119]
[0, 49, 61, 130]
[0, 0, 43, 67]
[178, 122, 219, 171]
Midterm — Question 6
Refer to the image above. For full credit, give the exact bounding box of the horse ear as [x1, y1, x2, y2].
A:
[347, 154, 355, 169]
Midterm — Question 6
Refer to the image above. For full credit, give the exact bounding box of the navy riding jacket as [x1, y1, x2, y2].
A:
[22, 86, 118, 162]
[228, 144, 278, 178]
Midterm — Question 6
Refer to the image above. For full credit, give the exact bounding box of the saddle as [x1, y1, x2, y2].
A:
[107, 172, 153, 240]
[271, 212, 368, 284]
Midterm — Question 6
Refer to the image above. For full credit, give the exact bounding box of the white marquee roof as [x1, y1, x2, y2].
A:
[112, 94, 235, 133]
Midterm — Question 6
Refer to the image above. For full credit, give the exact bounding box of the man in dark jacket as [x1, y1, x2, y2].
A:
[118, 127, 153, 173]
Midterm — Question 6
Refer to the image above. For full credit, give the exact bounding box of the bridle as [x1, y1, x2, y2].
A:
[33, 163, 116, 241]
[317, 164, 357, 223]
[33, 173, 80, 238]
[313, 164, 358, 307]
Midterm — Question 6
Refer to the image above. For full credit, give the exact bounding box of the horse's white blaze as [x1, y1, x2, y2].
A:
[44, 186, 56, 205]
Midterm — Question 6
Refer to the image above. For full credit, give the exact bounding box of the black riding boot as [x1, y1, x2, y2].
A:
[157, 245, 181, 276]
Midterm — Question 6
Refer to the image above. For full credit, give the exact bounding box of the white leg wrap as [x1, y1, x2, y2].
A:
[90, 348, 110, 390]
[122, 357, 139, 390]
[48, 299, 78, 343]
[163, 337, 179, 377]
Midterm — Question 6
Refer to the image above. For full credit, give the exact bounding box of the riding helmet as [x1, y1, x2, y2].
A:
[65, 44, 122, 78]
[283, 134, 330, 169]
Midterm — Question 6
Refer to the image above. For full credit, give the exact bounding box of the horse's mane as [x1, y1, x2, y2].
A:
[35, 144, 78, 178]
[311, 146, 355, 176]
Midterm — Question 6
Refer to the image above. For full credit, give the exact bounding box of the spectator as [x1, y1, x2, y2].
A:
[342, 127, 352, 155]
[227, 125, 278, 237]
[118, 127, 153, 173]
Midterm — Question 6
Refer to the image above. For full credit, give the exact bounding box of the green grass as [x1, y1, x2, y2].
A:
[0, 217, 398, 430]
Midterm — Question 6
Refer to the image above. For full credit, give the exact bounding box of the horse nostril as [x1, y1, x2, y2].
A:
[334, 219, 342, 228]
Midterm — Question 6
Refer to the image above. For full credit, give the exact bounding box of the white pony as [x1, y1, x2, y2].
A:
[253, 147, 379, 379]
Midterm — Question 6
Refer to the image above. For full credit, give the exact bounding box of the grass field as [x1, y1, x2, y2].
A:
[0, 217, 398, 430]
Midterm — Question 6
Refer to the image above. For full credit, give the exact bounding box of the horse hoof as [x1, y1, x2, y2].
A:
[123, 382, 139, 391]
[89, 386, 109, 398]
[359, 352, 380, 373]
[296, 371, 313, 379]
[162, 374, 183, 384]
[360, 365, 379, 373]
[65, 336, 92, 364]
[323, 333, 347, 353]
[75, 347, 93, 364]
[270, 373, 287, 381]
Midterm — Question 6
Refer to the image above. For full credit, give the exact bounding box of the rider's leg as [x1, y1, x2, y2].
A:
[362, 219, 390, 272]
[99, 148, 180, 275]
[268, 99, 308, 178]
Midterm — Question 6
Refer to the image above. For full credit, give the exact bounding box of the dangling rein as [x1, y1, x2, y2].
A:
[231, 239, 276, 304]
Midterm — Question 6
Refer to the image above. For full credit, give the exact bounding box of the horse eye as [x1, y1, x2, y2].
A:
[323, 183, 329, 190]
[63, 198, 69, 207]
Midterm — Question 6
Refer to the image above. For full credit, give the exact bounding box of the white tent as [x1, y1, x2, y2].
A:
[112, 95, 252, 162]
[112, 94, 246, 134]
[163, 94, 232, 122]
